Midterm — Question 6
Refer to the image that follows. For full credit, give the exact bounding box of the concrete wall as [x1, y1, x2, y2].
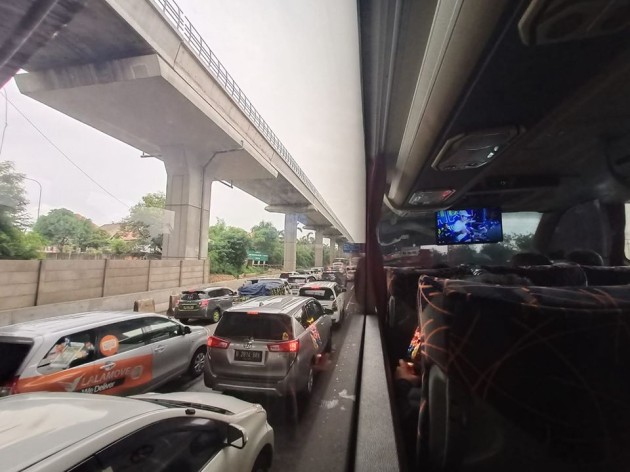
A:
[0, 259, 209, 311]
[0, 274, 269, 328]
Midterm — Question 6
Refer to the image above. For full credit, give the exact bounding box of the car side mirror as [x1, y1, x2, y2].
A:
[226, 424, 248, 449]
[341, 287, 347, 292]
[182, 326, 192, 335]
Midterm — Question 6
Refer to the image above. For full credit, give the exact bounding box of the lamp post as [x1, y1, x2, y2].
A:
[23, 177, 42, 220]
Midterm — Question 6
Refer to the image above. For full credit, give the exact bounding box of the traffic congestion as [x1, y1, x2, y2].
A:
[0, 260, 357, 472]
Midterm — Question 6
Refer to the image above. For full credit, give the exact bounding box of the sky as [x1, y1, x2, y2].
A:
[1, 0, 366, 241]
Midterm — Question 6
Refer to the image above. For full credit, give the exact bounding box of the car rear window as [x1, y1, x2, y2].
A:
[300, 287, 335, 301]
[215, 312, 293, 341]
[181, 292, 206, 301]
[288, 277, 307, 283]
[0, 341, 32, 383]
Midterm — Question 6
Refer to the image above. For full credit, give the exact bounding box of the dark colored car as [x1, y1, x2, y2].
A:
[173, 287, 237, 324]
[237, 280, 288, 302]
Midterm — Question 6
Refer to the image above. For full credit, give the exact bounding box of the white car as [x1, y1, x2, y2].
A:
[299, 281, 347, 324]
[0, 391, 274, 472]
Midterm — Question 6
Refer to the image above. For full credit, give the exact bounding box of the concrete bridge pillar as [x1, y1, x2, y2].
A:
[161, 147, 211, 260]
[314, 230, 324, 267]
[284, 214, 299, 272]
[335, 238, 345, 259]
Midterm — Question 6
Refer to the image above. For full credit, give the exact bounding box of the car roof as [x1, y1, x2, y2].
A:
[0, 311, 166, 338]
[0, 392, 164, 471]
[200, 286, 231, 291]
[301, 281, 337, 289]
[225, 296, 309, 314]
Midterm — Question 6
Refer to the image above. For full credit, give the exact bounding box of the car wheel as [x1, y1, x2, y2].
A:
[324, 333, 332, 353]
[251, 450, 271, 472]
[211, 308, 221, 324]
[188, 347, 206, 377]
[301, 366, 314, 397]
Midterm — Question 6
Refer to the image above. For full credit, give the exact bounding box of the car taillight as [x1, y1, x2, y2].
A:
[268, 340, 299, 353]
[208, 336, 230, 349]
[200, 300, 208, 307]
[0, 377, 19, 397]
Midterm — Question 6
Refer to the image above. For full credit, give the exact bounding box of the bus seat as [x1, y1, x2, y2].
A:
[483, 263, 587, 287]
[387, 267, 475, 364]
[582, 266, 630, 285]
[417, 275, 630, 472]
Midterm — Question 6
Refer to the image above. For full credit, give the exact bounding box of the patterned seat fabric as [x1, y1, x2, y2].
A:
[483, 263, 588, 286]
[582, 265, 630, 285]
[418, 275, 630, 471]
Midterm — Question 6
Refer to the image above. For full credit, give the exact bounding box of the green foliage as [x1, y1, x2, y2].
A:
[250, 221, 281, 263]
[33, 209, 109, 253]
[296, 238, 314, 269]
[121, 192, 166, 253]
[34, 209, 81, 251]
[0, 213, 45, 259]
[478, 233, 535, 265]
[0, 161, 30, 229]
[0, 161, 44, 259]
[107, 238, 132, 255]
[208, 219, 250, 275]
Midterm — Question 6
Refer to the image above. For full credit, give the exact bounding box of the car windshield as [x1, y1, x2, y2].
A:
[138, 398, 233, 416]
[214, 312, 293, 341]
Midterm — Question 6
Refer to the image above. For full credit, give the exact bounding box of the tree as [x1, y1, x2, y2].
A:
[107, 238, 132, 256]
[0, 161, 45, 259]
[122, 192, 166, 253]
[478, 233, 536, 265]
[208, 219, 250, 275]
[296, 234, 316, 268]
[250, 221, 283, 264]
[0, 161, 30, 229]
[0, 212, 44, 259]
[33, 208, 84, 251]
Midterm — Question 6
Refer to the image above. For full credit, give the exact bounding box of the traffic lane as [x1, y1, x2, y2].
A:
[158, 302, 361, 472]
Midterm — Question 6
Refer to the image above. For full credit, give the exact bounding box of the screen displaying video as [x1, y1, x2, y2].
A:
[435, 208, 503, 245]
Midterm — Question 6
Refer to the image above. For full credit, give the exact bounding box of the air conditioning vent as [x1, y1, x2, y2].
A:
[431, 127, 520, 172]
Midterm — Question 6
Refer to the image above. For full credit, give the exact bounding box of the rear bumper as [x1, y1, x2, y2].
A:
[173, 309, 207, 319]
[204, 357, 301, 397]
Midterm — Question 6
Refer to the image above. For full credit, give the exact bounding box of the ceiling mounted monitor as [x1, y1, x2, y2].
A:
[431, 126, 520, 172]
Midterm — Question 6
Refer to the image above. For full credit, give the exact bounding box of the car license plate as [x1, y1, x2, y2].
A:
[180, 305, 196, 310]
[234, 350, 262, 362]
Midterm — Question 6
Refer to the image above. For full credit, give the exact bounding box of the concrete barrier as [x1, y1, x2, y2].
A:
[133, 298, 156, 313]
[167, 294, 180, 315]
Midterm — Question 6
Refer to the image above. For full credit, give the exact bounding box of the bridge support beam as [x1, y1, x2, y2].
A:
[284, 214, 299, 272]
[161, 148, 211, 260]
[314, 230, 324, 267]
[335, 238, 345, 258]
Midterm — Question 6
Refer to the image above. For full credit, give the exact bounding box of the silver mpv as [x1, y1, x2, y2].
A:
[204, 296, 332, 399]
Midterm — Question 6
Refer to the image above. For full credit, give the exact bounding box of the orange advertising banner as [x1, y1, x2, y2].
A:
[17, 354, 153, 396]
